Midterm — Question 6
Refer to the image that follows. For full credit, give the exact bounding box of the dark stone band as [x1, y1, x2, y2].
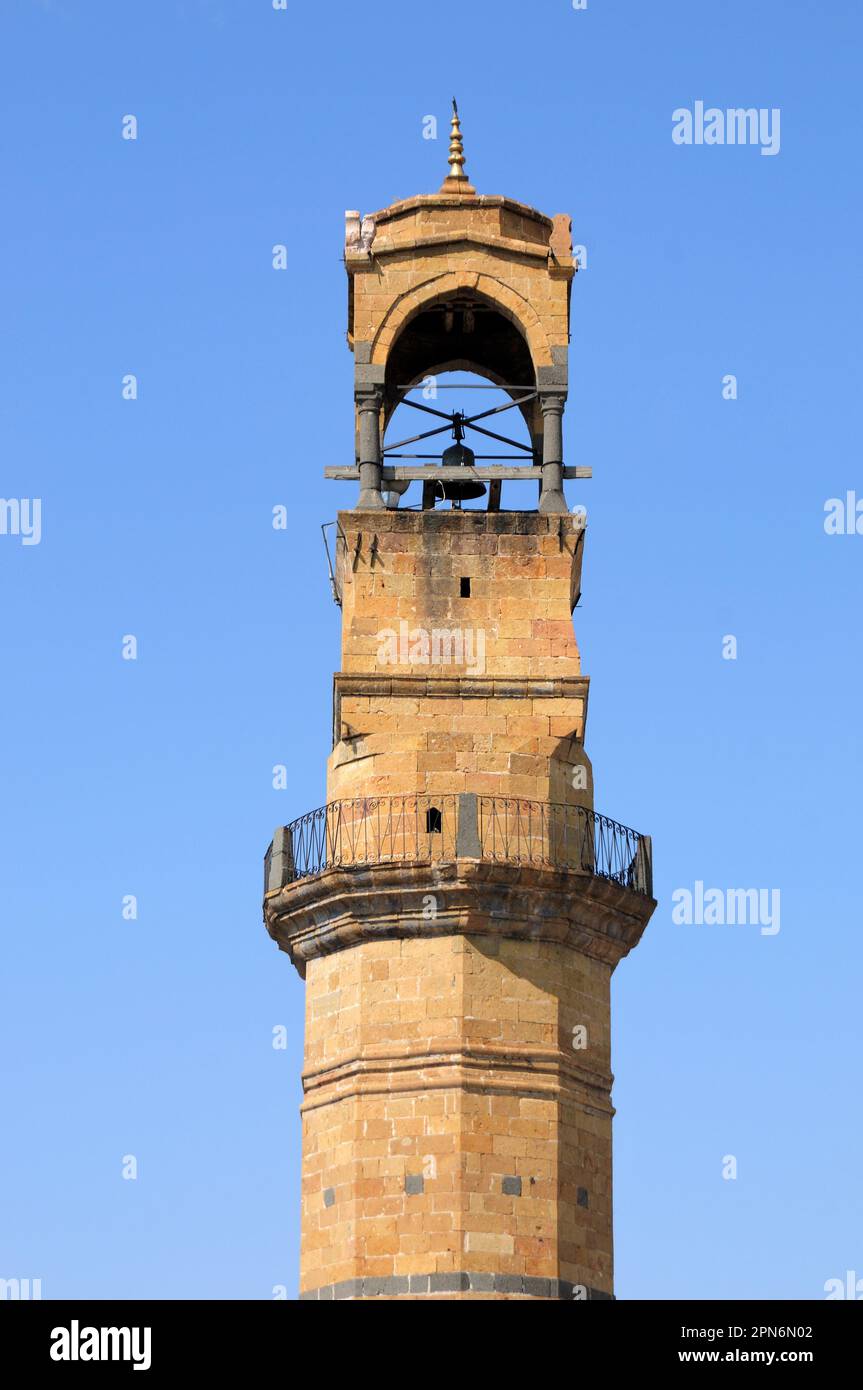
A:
[299, 1273, 613, 1301]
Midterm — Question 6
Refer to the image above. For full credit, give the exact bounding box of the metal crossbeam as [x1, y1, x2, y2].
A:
[396, 384, 537, 391]
[324, 465, 592, 481]
[383, 394, 537, 456]
[382, 453, 532, 460]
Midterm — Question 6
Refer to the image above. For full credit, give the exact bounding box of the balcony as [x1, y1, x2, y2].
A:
[264, 793, 652, 899]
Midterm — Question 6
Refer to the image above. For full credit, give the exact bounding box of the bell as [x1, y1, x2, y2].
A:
[438, 423, 486, 505]
[442, 441, 475, 468]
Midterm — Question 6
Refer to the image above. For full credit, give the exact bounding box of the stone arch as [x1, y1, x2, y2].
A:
[370, 270, 554, 373]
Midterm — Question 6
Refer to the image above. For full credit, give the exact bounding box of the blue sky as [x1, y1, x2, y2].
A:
[1, 0, 861, 1300]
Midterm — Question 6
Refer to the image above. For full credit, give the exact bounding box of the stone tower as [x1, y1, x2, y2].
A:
[264, 104, 655, 1301]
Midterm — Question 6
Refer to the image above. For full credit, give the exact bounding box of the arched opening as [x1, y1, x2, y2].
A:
[383, 293, 537, 430]
[380, 291, 542, 511]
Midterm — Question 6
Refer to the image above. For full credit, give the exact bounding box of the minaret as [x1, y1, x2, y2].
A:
[264, 106, 655, 1301]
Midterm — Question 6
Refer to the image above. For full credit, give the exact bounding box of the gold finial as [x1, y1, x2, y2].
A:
[448, 98, 466, 179]
[440, 97, 476, 195]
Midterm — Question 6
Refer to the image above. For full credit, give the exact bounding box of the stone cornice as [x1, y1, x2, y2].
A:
[332, 671, 589, 746]
[347, 230, 568, 270]
[333, 671, 590, 701]
[300, 1039, 615, 1116]
[369, 193, 555, 229]
[264, 857, 655, 977]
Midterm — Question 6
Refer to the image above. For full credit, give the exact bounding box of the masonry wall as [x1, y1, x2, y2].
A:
[329, 509, 592, 811]
[346, 193, 574, 376]
[292, 506, 616, 1301]
[299, 932, 614, 1300]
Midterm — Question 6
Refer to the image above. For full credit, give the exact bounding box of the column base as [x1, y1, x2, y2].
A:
[538, 489, 569, 514]
[539, 461, 568, 513]
[357, 461, 385, 509]
[356, 490, 385, 509]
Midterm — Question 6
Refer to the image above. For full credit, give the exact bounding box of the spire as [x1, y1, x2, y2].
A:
[440, 97, 476, 195]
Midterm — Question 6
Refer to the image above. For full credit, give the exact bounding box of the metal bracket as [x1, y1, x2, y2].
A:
[320, 522, 343, 606]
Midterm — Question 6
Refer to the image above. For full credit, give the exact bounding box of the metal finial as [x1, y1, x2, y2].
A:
[446, 97, 467, 181]
[439, 97, 475, 194]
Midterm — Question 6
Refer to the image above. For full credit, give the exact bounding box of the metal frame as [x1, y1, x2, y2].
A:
[383, 392, 538, 463]
[320, 521, 344, 607]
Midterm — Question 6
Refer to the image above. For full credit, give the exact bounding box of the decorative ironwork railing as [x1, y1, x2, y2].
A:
[476, 797, 647, 889]
[265, 794, 652, 898]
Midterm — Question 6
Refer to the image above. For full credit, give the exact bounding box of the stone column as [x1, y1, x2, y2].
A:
[538, 393, 568, 514]
[356, 388, 385, 510]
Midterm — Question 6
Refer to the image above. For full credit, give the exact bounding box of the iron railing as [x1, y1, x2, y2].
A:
[477, 797, 646, 886]
[265, 794, 652, 897]
[266, 795, 457, 884]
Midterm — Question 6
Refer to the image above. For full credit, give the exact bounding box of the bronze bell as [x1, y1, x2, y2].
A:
[438, 414, 486, 505]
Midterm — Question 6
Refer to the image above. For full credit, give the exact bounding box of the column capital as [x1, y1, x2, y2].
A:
[355, 384, 384, 410]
